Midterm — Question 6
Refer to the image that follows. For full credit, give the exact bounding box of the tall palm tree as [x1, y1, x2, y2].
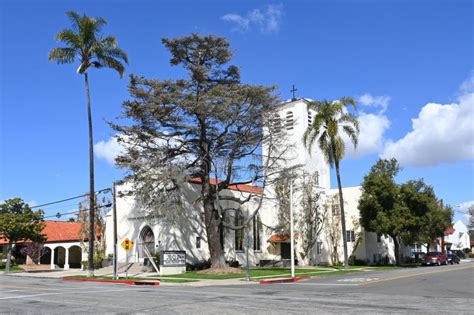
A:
[303, 97, 359, 268]
[49, 11, 127, 276]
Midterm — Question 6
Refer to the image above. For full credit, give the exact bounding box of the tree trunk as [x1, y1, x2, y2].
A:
[5, 241, 13, 273]
[334, 159, 349, 269]
[393, 236, 401, 265]
[85, 72, 95, 277]
[202, 176, 227, 268]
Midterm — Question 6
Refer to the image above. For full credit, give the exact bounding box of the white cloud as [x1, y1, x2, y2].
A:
[94, 136, 124, 166]
[345, 112, 391, 158]
[221, 4, 283, 34]
[457, 200, 474, 225]
[344, 94, 391, 158]
[381, 80, 474, 167]
[358, 93, 390, 113]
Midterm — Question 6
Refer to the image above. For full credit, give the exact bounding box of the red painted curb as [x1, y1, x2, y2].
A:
[63, 277, 160, 286]
[259, 276, 309, 284]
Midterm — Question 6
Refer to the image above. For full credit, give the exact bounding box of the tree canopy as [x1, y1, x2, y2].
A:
[0, 198, 45, 272]
[358, 158, 452, 264]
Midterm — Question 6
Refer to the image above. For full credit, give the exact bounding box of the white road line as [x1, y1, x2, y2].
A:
[292, 282, 359, 286]
[0, 287, 144, 301]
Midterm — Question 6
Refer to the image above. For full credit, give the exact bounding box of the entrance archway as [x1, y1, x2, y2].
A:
[40, 247, 51, 265]
[54, 246, 66, 268]
[138, 226, 155, 259]
[68, 246, 82, 268]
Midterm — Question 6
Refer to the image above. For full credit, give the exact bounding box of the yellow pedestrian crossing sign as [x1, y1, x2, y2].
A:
[121, 238, 134, 251]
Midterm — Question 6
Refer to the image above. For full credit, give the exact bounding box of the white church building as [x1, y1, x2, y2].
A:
[105, 98, 396, 268]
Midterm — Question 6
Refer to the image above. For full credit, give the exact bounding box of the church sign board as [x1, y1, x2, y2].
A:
[161, 250, 186, 267]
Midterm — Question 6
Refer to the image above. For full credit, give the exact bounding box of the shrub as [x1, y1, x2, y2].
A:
[82, 253, 104, 269]
[226, 260, 240, 268]
[186, 259, 211, 271]
[0, 262, 6, 269]
[468, 252, 474, 258]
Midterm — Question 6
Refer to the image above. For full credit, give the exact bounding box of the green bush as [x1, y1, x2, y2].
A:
[468, 252, 474, 258]
[0, 262, 6, 269]
[81, 253, 104, 269]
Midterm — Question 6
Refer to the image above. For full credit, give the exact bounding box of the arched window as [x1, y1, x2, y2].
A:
[285, 111, 294, 130]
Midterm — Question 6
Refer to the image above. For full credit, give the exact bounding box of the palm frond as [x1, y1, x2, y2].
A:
[55, 29, 81, 49]
[66, 11, 82, 30]
[48, 47, 76, 64]
[96, 55, 125, 77]
[342, 125, 358, 148]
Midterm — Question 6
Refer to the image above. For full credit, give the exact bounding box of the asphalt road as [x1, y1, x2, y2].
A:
[1, 262, 473, 314]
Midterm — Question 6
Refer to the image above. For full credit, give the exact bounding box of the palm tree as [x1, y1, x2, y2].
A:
[303, 97, 359, 268]
[49, 11, 127, 276]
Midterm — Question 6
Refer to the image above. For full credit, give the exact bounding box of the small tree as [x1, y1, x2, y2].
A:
[298, 172, 324, 265]
[325, 194, 342, 265]
[20, 242, 47, 264]
[0, 199, 45, 272]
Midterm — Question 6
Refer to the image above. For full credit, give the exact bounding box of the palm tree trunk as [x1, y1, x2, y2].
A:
[335, 159, 349, 269]
[84, 72, 95, 277]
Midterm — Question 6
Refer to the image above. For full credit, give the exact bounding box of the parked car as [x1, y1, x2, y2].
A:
[447, 253, 460, 264]
[422, 252, 448, 266]
[449, 250, 466, 259]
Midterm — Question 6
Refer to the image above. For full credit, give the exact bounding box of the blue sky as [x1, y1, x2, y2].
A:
[1, 0, 473, 223]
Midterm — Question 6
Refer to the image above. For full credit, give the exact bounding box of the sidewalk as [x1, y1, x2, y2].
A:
[0, 268, 259, 287]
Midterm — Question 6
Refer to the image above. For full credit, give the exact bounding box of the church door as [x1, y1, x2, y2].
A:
[281, 243, 291, 259]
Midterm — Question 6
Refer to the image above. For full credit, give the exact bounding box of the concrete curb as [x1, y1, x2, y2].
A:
[63, 277, 160, 286]
[259, 276, 309, 284]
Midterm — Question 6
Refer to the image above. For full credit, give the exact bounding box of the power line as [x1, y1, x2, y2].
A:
[44, 203, 112, 219]
[30, 188, 111, 209]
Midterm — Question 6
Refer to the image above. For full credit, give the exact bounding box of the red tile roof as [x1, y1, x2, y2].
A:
[267, 234, 290, 243]
[0, 221, 82, 245]
[444, 226, 455, 236]
[189, 178, 263, 195]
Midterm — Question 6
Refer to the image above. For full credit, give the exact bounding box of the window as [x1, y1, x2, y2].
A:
[234, 212, 244, 251]
[285, 111, 294, 130]
[253, 215, 261, 251]
[346, 230, 355, 242]
[377, 234, 381, 243]
[316, 241, 323, 255]
[411, 243, 422, 253]
[332, 203, 340, 216]
[196, 236, 201, 249]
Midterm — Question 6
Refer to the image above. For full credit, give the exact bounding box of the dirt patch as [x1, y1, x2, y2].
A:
[196, 267, 243, 275]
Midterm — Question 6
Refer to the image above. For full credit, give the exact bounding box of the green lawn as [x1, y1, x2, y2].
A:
[157, 267, 352, 280]
[0, 265, 24, 272]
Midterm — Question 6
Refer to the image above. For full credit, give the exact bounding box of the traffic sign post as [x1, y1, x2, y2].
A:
[121, 239, 134, 279]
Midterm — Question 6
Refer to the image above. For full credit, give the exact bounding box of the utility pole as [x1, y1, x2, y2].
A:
[290, 181, 295, 278]
[112, 181, 119, 280]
